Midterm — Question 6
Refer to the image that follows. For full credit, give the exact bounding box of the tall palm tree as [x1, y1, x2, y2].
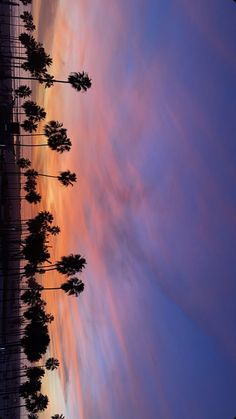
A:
[8, 191, 42, 204]
[13, 134, 72, 152]
[1, 71, 92, 91]
[16, 120, 72, 150]
[3, 279, 85, 298]
[23, 253, 87, 276]
[23, 169, 77, 187]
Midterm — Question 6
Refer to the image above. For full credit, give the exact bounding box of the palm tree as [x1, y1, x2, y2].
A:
[20, 11, 35, 32]
[21, 322, 50, 362]
[25, 253, 86, 276]
[17, 157, 31, 168]
[44, 120, 64, 137]
[19, 379, 42, 399]
[24, 305, 54, 324]
[60, 277, 85, 297]
[45, 357, 60, 371]
[13, 134, 72, 152]
[8, 191, 42, 204]
[22, 233, 51, 264]
[20, 0, 32, 4]
[21, 119, 38, 133]
[48, 226, 60, 235]
[22, 101, 46, 122]
[19, 32, 36, 49]
[57, 170, 76, 186]
[3, 278, 85, 298]
[17, 119, 67, 138]
[23, 169, 76, 186]
[25, 190, 41, 204]
[1, 71, 92, 91]
[56, 254, 87, 276]
[0, 1, 19, 5]
[68, 72, 92, 91]
[26, 367, 45, 381]
[20, 288, 43, 306]
[15, 85, 32, 98]
[51, 415, 65, 419]
[25, 393, 48, 414]
[47, 134, 72, 153]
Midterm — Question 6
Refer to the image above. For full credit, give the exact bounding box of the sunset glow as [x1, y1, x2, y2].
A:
[25, 1, 236, 418]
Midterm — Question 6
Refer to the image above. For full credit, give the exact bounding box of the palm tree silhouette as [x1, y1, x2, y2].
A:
[60, 277, 85, 297]
[5, 277, 85, 298]
[25, 393, 48, 414]
[43, 120, 64, 136]
[21, 321, 50, 362]
[22, 100, 46, 122]
[19, 380, 42, 399]
[17, 120, 72, 151]
[57, 170, 76, 186]
[17, 157, 31, 169]
[21, 119, 38, 133]
[25, 190, 41, 204]
[23, 169, 77, 187]
[68, 71, 92, 91]
[21, 253, 87, 277]
[2, 71, 92, 91]
[56, 254, 87, 276]
[15, 85, 32, 98]
[20, 11, 35, 32]
[51, 415, 65, 419]
[45, 357, 60, 371]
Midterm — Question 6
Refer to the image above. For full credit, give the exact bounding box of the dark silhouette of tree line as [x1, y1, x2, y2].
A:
[0, 1, 92, 417]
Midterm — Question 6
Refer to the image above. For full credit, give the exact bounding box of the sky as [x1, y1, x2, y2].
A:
[26, 0, 236, 418]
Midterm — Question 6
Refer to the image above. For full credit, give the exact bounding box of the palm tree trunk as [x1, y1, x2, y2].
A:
[37, 173, 57, 178]
[0, 404, 26, 412]
[0, 55, 26, 60]
[1, 75, 69, 84]
[0, 287, 61, 291]
[0, 23, 25, 28]
[16, 133, 44, 137]
[0, 144, 48, 148]
[0, 1, 19, 5]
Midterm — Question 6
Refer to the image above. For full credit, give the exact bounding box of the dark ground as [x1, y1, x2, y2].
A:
[0, 2, 21, 418]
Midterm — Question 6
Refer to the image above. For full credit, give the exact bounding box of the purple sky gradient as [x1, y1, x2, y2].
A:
[35, 1, 236, 418]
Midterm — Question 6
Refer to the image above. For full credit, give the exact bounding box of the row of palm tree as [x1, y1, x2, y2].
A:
[0, 2, 92, 417]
